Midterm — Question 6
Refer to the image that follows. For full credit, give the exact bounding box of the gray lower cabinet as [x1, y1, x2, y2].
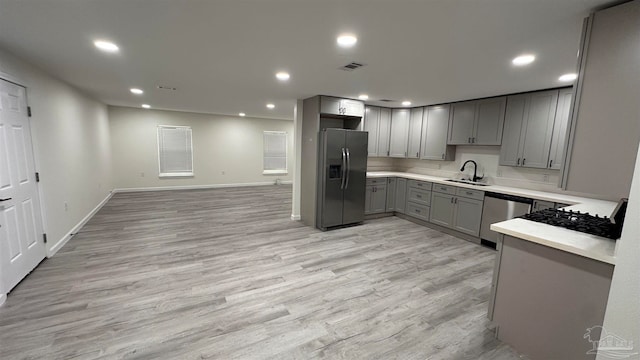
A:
[430, 185, 484, 236]
[395, 178, 407, 214]
[453, 196, 483, 236]
[421, 104, 455, 160]
[499, 90, 559, 168]
[405, 180, 432, 221]
[385, 177, 396, 212]
[429, 192, 455, 227]
[490, 234, 613, 359]
[365, 184, 387, 214]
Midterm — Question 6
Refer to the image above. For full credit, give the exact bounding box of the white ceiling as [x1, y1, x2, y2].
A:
[0, 0, 615, 120]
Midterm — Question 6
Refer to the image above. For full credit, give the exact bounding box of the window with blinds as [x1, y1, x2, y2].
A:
[263, 131, 287, 174]
[157, 125, 194, 177]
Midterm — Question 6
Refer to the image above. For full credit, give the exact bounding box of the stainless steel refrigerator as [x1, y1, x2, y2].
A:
[316, 128, 368, 230]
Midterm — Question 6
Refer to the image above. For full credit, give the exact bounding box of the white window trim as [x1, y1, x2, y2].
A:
[263, 131, 288, 175]
[157, 125, 194, 178]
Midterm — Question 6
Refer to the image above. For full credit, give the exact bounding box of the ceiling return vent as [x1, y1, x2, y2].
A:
[339, 62, 366, 71]
[157, 85, 178, 91]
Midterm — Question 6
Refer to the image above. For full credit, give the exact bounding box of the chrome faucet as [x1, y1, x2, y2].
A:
[460, 160, 483, 183]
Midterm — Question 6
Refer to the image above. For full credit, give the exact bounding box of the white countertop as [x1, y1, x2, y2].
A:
[367, 171, 618, 265]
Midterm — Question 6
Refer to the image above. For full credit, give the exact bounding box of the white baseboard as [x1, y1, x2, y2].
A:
[47, 191, 114, 258]
[0, 293, 6, 306]
[291, 214, 301, 221]
[114, 181, 293, 193]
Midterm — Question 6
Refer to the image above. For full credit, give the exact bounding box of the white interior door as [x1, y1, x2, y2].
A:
[0, 79, 46, 295]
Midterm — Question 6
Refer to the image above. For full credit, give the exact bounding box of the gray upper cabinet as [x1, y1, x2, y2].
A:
[320, 96, 364, 117]
[475, 97, 507, 145]
[421, 104, 456, 160]
[448, 97, 506, 145]
[389, 109, 411, 158]
[364, 106, 380, 157]
[499, 94, 527, 167]
[548, 88, 573, 170]
[407, 108, 423, 159]
[378, 108, 392, 157]
[448, 101, 476, 145]
[500, 90, 559, 168]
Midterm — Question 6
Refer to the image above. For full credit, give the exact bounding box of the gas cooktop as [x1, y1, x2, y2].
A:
[521, 208, 624, 240]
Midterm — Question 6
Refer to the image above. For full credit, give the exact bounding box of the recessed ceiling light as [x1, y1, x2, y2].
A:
[275, 72, 290, 81]
[512, 54, 536, 66]
[130, 88, 144, 95]
[239, 112, 246, 117]
[141, 104, 150, 109]
[266, 103, 275, 109]
[337, 34, 358, 48]
[359, 94, 369, 100]
[94, 40, 119, 53]
[558, 73, 578, 82]
[402, 101, 411, 106]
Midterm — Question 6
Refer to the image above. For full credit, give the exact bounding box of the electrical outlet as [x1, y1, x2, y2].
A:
[64, 202, 68, 212]
[543, 174, 550, 182]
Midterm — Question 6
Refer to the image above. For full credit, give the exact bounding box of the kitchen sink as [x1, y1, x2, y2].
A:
[446, 179, 490, 186]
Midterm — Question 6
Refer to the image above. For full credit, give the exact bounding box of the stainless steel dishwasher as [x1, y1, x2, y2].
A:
[480, 192, 533, 249]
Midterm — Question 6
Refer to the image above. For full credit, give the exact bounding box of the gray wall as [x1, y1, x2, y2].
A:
[564, 0, 640, 199]
[108, 106, 294, 190]
[0, 47, 113, 254]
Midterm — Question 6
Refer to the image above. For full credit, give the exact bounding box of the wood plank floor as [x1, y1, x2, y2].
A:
[0, 185, 523, 359]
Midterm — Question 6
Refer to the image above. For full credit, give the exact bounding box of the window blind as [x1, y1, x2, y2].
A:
[157, 125, 193, 177]
[263, 131, 287, 174]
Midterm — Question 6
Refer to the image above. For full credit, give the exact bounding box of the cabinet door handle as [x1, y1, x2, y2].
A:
[517, 158, 521, 166]
[450, 197, 453, 203]
[549, 159, 553, 167]
[442, 153, 445, 159]
[416, 152, 419, 158]
[472, 137, 475, 143]
[468, 137, 471, 143]
[455, 197, 458, 204]
[522, 158, 526, 166]
[416, 194, 422, 198]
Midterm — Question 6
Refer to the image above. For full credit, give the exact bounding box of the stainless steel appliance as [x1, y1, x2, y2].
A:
[480, 192, 533, 248]
[316, 128, 368, 230]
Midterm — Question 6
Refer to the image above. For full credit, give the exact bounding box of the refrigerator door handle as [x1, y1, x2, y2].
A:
[341, 148, 346, 190]
[345, 148, 351, 189]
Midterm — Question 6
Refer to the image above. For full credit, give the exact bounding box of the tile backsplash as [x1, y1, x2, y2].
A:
[368, 145, 562, 192]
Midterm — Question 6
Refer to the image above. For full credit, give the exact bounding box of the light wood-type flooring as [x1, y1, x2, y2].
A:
[0, 185, 523, 359]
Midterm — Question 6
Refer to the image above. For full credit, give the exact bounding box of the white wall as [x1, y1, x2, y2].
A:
[0, 47, 113, 255]
[597, 142, 640, 359]
[108, 106, 294, 190]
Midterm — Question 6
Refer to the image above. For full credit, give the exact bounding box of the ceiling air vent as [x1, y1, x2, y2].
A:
[340, 62, 366, 71]
[157, 85, 178, 91]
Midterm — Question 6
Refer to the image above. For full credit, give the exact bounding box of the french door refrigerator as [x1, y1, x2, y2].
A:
[316, 128, 368, 230]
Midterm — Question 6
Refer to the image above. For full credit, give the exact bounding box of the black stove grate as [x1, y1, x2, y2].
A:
[521, 208, 623, 240]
